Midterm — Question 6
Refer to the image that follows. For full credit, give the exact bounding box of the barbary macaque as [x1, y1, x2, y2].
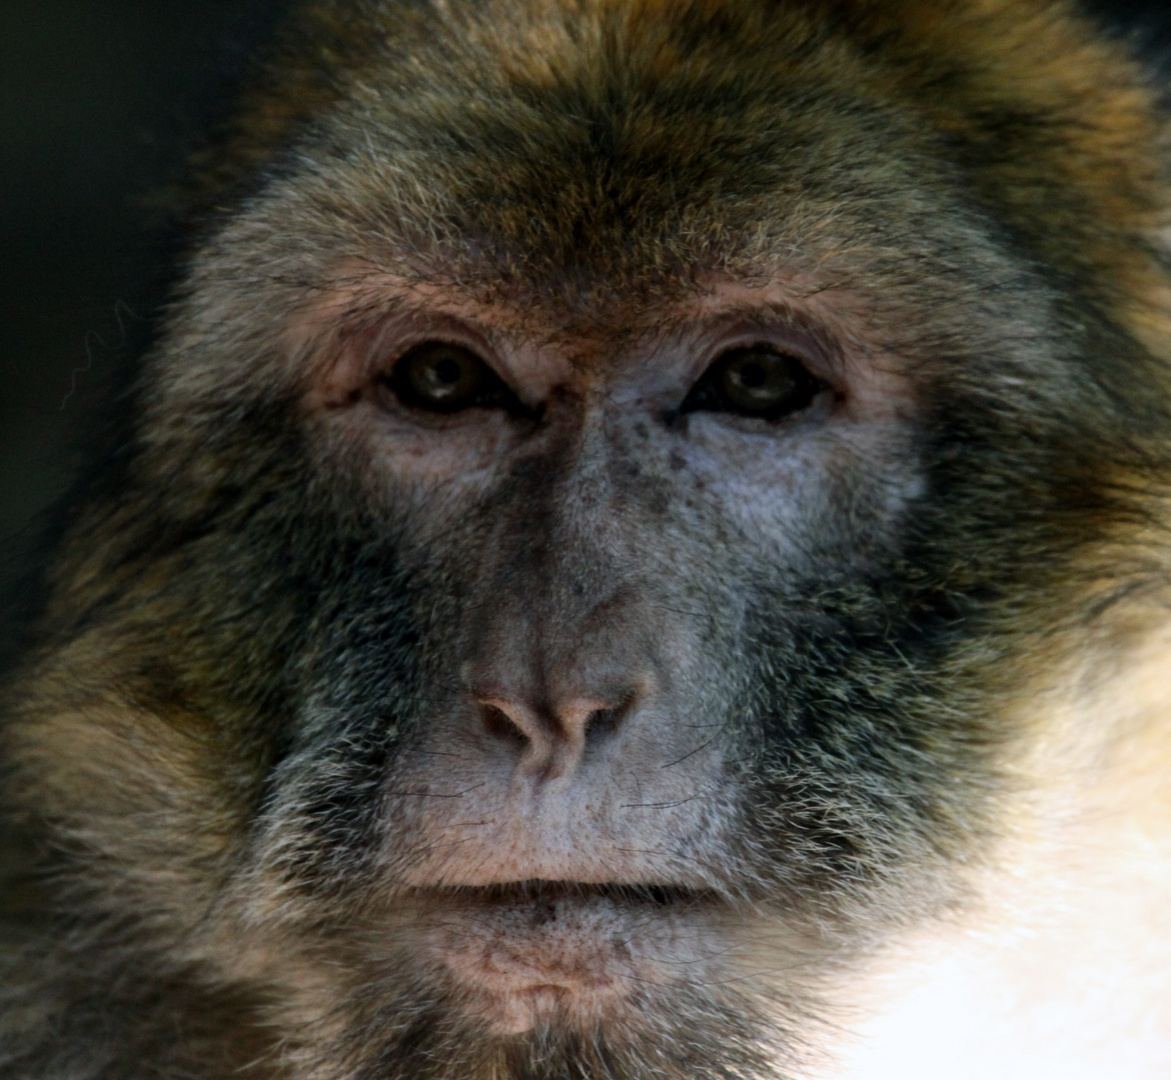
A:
[3, 1, 1171, 1077]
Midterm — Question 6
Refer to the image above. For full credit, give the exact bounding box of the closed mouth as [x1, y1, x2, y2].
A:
[414, 879, 730, 1034]
[417, 880, 716, 910]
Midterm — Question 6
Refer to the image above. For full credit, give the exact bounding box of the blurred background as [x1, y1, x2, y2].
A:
[1, 0, 1170, 577]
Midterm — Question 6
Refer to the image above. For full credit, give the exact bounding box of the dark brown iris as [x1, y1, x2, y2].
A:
[386, 342, 501, 413]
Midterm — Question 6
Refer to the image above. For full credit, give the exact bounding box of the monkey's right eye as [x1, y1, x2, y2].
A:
[381, 342, 511, 414]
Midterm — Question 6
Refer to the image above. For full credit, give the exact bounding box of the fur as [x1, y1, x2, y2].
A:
[3, 2, 1171, 1077]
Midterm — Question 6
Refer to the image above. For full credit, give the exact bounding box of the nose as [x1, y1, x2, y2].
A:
[478, 691, 635, 787]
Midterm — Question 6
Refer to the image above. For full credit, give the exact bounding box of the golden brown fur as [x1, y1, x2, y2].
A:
[3, 1, 1171, 1077]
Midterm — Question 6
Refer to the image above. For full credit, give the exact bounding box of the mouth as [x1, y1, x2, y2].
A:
[414, 880, 727, 1034]
[431, 879, 713, 909]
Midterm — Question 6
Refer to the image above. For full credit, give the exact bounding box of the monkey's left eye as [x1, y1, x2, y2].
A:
[681, 345, 824, 420]
[382, 342, 512, 414]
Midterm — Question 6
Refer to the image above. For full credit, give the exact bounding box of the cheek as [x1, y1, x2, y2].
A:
[642, 414, 923, 574]
[305, 406, 526, 558]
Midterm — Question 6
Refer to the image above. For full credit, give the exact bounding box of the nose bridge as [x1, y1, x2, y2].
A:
[483, 414, 633, 669]
[463, 482, 653, 788]
[469, 546, 648, 709]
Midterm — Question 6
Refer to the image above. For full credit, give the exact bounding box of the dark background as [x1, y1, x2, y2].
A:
[2, 0, 1170, 574]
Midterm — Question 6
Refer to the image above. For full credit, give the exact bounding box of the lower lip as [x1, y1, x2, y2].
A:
[414, 883, 716, 1033]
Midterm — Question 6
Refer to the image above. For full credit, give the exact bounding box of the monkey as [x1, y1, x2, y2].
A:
[3, 0, 1171, 1076]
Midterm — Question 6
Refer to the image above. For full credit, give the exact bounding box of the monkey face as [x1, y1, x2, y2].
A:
[136, 181, 1105, 1067]
[8, 1, 1170, 1077]
[262, 275, 925, 1040]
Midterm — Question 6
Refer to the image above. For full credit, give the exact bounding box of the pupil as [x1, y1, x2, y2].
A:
[435, 357, 462, 385]
[739, 362, 768, 389]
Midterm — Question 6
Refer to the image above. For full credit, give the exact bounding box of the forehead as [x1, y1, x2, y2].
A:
[204, 0, 1164, 366]
[265, 3, 951, 306]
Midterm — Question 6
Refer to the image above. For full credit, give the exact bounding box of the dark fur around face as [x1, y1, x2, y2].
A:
[3, 2, 1171, 1078]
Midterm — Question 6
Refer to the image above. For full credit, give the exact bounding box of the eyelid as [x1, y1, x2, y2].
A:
[695, 330, 834, 385]
[375, 328, 504, 380]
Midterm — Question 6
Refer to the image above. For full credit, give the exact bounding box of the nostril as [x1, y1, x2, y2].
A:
[584, 705, 622, 745]
[583, 693, 635, 746]
[483, 703, 528, 747]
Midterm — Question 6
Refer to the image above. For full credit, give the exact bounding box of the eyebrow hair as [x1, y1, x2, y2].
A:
[304, 261, 855, 385]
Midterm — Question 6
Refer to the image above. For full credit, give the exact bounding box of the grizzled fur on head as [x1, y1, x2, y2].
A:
[3, 1, 1171, 1079]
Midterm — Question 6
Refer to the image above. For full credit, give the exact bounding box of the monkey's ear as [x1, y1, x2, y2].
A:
[680, 345, 825, 421]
